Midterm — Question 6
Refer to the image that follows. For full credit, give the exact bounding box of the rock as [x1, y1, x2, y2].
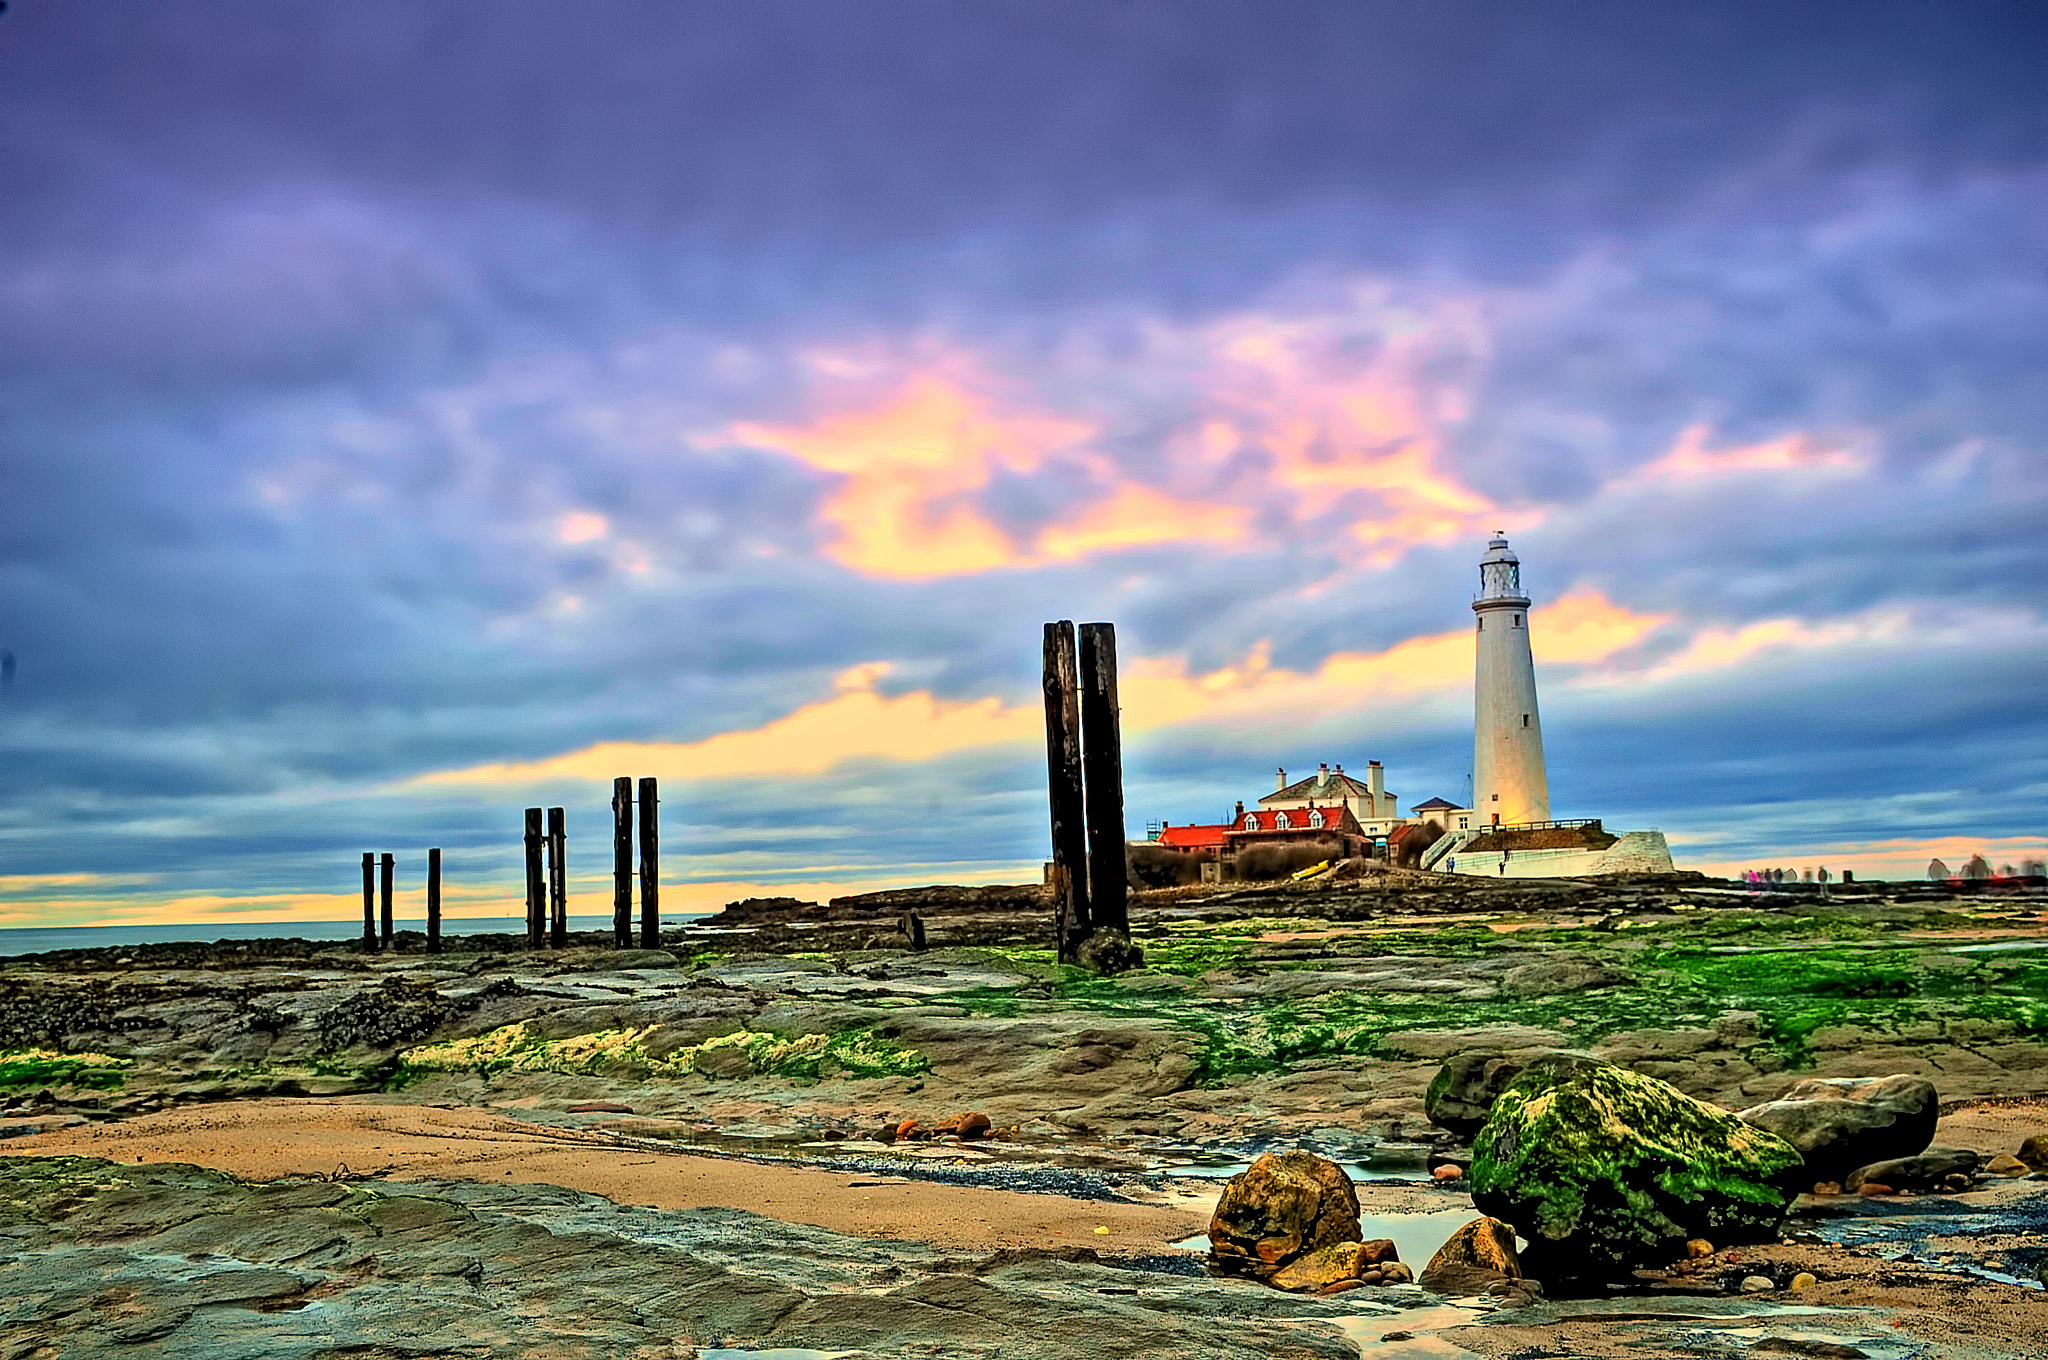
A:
[1812, 1181, 1842, 1196]
[1988, 1153, 2029, 1176]
[1788, 1271, 1818, 1289]
[1469, 1054, 1802, 1279]
[1685, 1239, 1714, 1259]
[1419, 1217, 1522, 1296]
[1499, 957, 1628, 997]
[1208, 1150, 1363, 1280]
[1269, 1238, 1398, 1292]
[2016, 1133, 2048, 1172]
[1736, 1075, 1938, 1181]
[894, 1118, 924, 1141]
[1755, 1341, 1867, 1360]
[1379, 1261, 1412, 1285]
[1075, 930, 1145, 976]
[931, 1111, 992, 1140]
[566, 1101, 633, 1114]
[603, 949, 680, 970]
[1740, 1274, 1776, 1292]
[1423, 1052, 1528, 1138]
[1857, 1182, 1894, 1197]
[1432, 1163, 1464, 1181]
[1844, 1146, 1982, 1194]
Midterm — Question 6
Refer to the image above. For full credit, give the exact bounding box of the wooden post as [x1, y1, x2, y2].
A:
[637, 777, 659, 949]
[523, 807, 545, 948]
[361, 852, 376, 951]
[612, 777, 633, 948]
[1078, 622, 1129, 935]
[547, 806, 567, 948]
[379, 852, 395, 949]
[1042, 620, 1091, 962]
[425, 848, 442, 954]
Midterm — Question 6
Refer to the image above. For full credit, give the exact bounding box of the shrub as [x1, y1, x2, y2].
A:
[1235, 839, 1345, 881]
[1130, 842, 1213, 888]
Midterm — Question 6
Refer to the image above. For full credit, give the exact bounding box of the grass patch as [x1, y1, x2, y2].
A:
[0, 1050, 129, 1091]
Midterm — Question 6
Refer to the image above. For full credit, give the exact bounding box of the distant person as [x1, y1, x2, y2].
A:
[1928, 858, 1950, 880]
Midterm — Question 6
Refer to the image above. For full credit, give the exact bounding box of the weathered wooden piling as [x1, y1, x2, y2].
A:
[546, 806, 567, 948]
[611, 777, 633, 948]
[361, 852, 376, 950]
[426, 848, 443, 954]
[1077, 622, 1129, 935]
[523, 807, 545, 948]
[637, 777, 660, 948]
[379, 852, 395, 948]
[1042, 620, 1091, 962]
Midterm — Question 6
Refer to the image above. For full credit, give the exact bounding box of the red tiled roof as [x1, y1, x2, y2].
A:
[1230, 804, 1363, 836]
[1158, 823, 1231, 850]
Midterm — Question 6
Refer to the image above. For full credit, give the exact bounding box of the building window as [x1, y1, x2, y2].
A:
[1514, 614, 1522, 626]
[1243, 813, 1259, 829]
[1522, 713, 1529, 728]
[1275, 812, 1291, 829]
[1308, 810, 1325, 829]
[1476, 617, 1484, 631]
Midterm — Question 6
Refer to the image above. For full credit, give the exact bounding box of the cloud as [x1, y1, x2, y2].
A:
[414, 588, 1667, 791]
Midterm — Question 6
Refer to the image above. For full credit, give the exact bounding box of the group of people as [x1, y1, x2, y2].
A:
[1742, 866, 1840, 886]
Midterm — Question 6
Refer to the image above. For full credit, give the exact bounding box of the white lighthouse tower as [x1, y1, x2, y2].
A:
[1472, 533, 1550, 827]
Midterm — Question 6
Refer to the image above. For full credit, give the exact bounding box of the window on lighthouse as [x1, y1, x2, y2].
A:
[1522, 714, 1530, 727]
[1514, 614, 1522, 626]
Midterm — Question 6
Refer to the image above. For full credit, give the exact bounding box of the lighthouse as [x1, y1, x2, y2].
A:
[1472, 533, 1550, 827]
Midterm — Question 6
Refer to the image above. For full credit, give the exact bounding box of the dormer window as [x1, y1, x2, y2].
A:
[1274, 812, 1291, 830]
[1243, 813, 1259, 830]
[1308, 810, 1325, 829]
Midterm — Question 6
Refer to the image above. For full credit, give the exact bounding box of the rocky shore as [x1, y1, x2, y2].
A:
[3, 870, 2046, 1356]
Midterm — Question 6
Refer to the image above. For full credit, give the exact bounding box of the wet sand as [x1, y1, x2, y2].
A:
[4, 1098, 1210, 1252]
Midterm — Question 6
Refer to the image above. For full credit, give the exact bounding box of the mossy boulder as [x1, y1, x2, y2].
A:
[1470, 1055, 1801, 1279]
[1207, 1149, 1361, 1280]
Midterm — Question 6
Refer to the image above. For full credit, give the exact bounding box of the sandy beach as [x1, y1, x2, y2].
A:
[5, 1097, 1209, 1252]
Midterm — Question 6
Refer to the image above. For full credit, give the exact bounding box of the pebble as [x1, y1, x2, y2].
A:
[1789, 1271, 1818, 1289]
[1740, 1275, 1776, 1293]
[1432, 1163, 1465, 1181]
[1857, 1182, 1895, 1197]
[1684, 1238, 1715, 1259]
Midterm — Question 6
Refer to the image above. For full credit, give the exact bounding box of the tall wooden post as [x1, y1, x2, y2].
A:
[523, 807, 545, 948]
[361, 852, 376, 951]
[1043, 620, 1091, 962]
[1078, 622, 1128, 935]
[379, 852, 395, 948]
[637, 777, 659, 949]
[425, 848, 442, 954]
[546, 806, 567, 948]
[612, 777, 634, 948]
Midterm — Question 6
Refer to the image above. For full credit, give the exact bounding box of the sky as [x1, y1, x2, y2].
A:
[2, 1, 2046, 928]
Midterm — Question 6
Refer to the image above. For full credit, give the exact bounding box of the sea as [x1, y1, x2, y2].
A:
[0, 914, 711, 959]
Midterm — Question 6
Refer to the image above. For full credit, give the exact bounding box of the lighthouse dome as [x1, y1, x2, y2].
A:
[1476, 532, 1527, 603]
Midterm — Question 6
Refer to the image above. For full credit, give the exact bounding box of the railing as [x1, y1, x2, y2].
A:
[1484, 818, 1604, 833]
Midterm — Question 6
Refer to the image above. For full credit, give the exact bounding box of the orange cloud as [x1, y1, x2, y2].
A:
[734, 372, 1092, 578]
[1685, 834, 2048, 882]
[1197, 311, 1512, 562]
[732, 303, 1512, 579]
[416, 589, 1665, 792]
[1632, 425, 1861, 482]
[412, 662, 1041, 788]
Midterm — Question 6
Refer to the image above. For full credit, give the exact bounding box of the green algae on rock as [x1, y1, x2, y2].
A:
[1470, 1054, 1802, 1278]
[397, 1021, 929, 1083]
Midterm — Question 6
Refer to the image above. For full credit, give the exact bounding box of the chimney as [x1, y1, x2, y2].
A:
[1276, 767, 1287, 792]
[1368, 760, 1385, 801]
[1318, 762, 1329, 784]
[1234, 800, 1245, 821]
